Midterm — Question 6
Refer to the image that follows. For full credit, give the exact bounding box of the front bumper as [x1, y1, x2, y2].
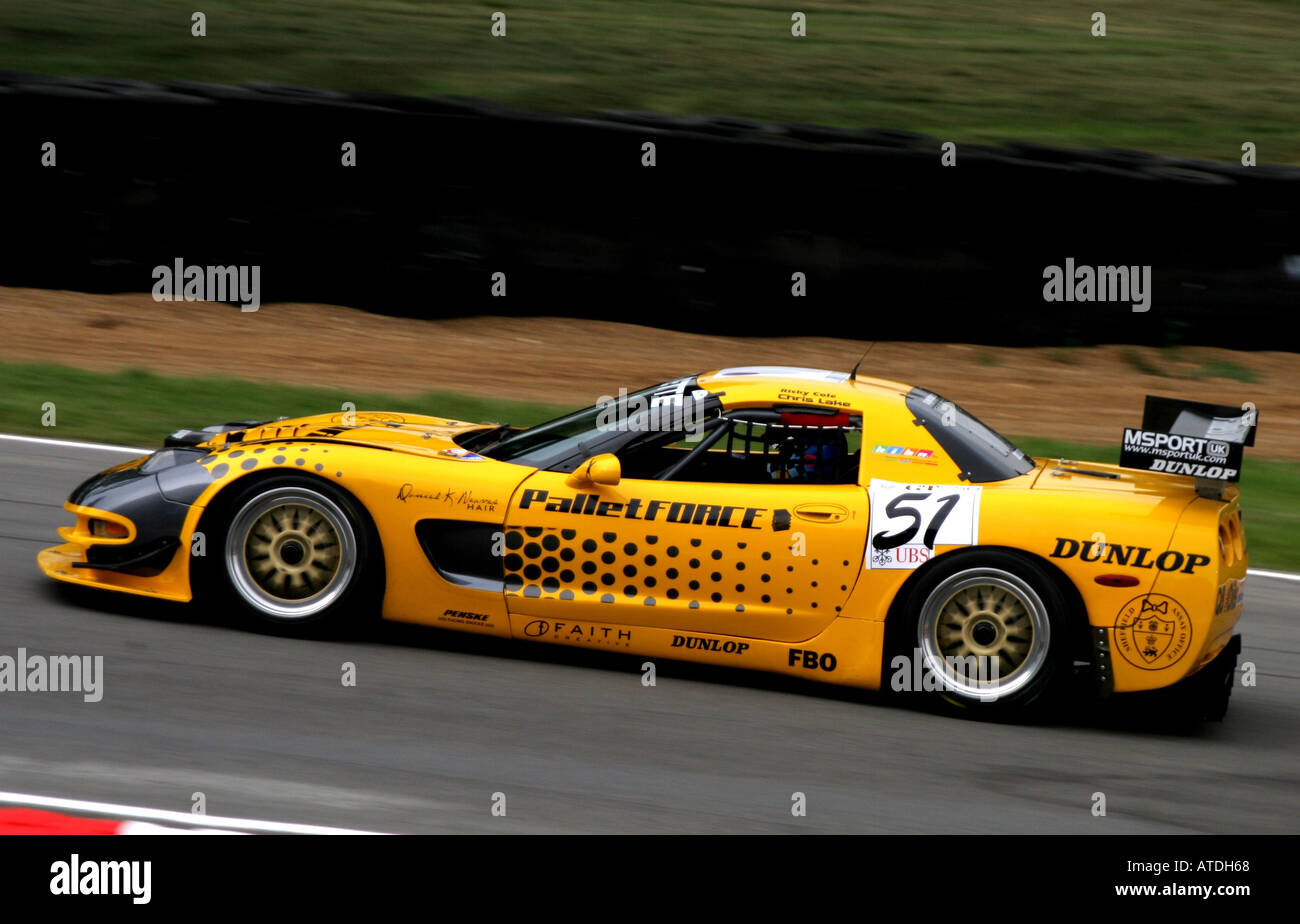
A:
[38, 500, 194, 602]
[39, 541, 191, 602]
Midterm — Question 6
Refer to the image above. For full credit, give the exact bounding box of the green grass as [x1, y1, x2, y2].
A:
[6, 1, 1300, 162]
[1119, 349, 1265, 383]
[0, 361, 567, 449]
[1196, 360, 1260, 383]
[1120, 348, 1164, 376]
[3, 361, 1295, 570]
[1044, 349, 1082, 365]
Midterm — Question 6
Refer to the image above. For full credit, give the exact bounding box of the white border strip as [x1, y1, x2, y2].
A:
[1246, 568, 1300, 582]
[0, 433, 151, 454]
[4, 432, 1300, 583]
[0, 791, 392, 835]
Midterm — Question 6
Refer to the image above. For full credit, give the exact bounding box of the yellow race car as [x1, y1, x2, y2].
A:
[39, 366, 1247, 720]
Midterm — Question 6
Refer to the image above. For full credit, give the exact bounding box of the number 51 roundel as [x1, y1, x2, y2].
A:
[866, 480, 982, 569]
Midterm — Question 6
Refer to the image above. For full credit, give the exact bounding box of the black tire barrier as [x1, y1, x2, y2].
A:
[2, 71, 1297, 349]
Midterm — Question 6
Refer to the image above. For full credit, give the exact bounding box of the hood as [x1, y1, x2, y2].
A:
[197, 411, 494, 459]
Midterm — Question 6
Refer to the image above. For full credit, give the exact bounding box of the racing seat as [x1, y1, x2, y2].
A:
[769, 429, 850, 483]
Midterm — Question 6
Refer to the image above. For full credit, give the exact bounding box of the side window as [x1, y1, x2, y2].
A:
[617, 406, 862, 485]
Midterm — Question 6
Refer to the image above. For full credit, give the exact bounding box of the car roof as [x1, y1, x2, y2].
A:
[695, 365, 911, 407]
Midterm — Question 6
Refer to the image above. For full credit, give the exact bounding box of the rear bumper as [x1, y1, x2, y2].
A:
[1105, 494, 1246, 693]
[1169, 632, 1241, 722]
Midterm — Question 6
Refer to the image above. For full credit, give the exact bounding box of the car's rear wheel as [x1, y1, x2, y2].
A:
[202, 475, 381, 631]
[898, 550, 1071, 717]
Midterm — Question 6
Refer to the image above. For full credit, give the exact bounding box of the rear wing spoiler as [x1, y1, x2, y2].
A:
[1119, 396, 1257, 500]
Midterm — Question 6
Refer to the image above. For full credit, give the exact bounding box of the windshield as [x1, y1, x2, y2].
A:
[465, 378, 718, 470]
[906, 387, 1035, 482]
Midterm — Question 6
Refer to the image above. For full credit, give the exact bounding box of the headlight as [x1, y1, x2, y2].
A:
[89, 518, 129, 539]
[139, 448, 205, 474]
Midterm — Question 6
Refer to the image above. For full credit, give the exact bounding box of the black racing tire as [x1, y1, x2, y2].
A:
[1122, 635, 1241, 733]
[890, 549, 1073, 719]
[194, 473, 383, 634]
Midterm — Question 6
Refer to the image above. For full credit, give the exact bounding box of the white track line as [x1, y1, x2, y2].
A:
[0, 791, 392, 835]
[3, 432, 1299, 583]
[0, 433, 151, 454]
[1246, 568, 1300, 582]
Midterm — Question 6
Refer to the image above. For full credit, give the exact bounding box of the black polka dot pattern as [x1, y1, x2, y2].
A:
[499, 524, 859, 615]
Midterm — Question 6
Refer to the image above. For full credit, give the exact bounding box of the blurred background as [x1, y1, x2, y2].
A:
[6, 0, 1299, 160]
[0, 1, 1296, 838]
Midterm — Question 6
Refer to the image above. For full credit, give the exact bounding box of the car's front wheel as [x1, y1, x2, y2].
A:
[898, 550, 1072, 717]
[200, 475, 381, 631]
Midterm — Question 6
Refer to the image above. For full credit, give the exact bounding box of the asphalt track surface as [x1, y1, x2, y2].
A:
[1, 439, 1296, 834]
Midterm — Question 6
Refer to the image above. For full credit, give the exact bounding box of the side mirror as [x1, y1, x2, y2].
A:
[574, 453, 621, 486]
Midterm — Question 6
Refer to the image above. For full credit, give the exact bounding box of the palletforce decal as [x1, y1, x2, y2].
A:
[518, 488, 780, 530]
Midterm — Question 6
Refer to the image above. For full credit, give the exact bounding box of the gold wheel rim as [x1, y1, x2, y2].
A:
[244, 502, 342, 600]
[934, 581, 1035, 679]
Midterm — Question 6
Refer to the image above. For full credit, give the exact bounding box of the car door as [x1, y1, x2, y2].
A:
[501, 406, 868, 642]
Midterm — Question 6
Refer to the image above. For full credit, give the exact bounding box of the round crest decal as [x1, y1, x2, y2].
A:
[1114, 593, 1193, 670]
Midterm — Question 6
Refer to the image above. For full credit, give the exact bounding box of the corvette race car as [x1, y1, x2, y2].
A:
[39, 366, 1247, 719]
